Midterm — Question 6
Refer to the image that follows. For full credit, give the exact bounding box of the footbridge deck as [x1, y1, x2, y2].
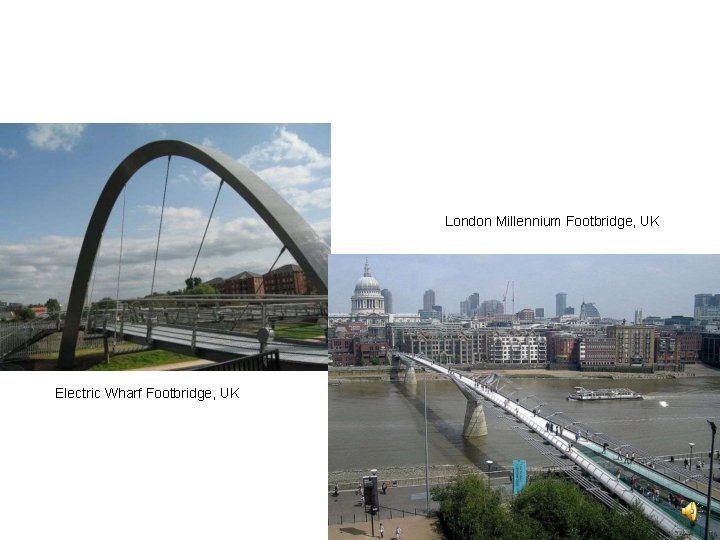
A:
[101, 322, 327, 368]
[400, 353, 718, 539]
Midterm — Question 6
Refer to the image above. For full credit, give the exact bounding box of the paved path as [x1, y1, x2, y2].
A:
[329, 515, 444, 539]
[329, 485, 439, 527]
[103, 322, 327, 365]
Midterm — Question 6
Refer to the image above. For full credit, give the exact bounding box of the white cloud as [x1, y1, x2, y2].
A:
[240, 127, 330, 169]
[0, 147, 18, 159]
[253, 164, 316, 189]
[199, 171, 222, 189]
[280, 186, 331, 210]
[27, 124, 86, 151]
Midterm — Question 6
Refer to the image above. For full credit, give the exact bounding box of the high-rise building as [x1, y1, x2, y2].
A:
[381, 289, 393, 314]
[423, 289, 436, 312]
[535, 308, 545, 318]
[469, 293, 480, 315]
[480, 299, 504, 316]
[555, 293, 567, 318]
[694, 293, 720, 319]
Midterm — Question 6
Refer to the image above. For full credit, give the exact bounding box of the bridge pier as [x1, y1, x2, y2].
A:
[404, 366, 417, 385]
[462, 399, 488, 438]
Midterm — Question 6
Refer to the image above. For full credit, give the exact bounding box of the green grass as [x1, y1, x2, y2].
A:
[272, 322, 325, 340]
[88, 349, 200, 371]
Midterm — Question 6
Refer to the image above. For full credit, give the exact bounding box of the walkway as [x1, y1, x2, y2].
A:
[102, 322, 327, 366]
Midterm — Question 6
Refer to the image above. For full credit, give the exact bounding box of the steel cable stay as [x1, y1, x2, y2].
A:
[229, 245, 287, 333]
[188, 177, 224, 284]
[150, 155, 171, 297]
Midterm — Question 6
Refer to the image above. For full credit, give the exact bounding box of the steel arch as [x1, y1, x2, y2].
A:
[58, 140, 328, 369]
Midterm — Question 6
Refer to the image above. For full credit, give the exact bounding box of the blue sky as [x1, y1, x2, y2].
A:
[0, 124, 330, 305]
[330, 255, 720, 320]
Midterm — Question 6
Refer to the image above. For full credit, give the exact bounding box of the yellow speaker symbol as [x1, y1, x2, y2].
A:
[681, 501, 697, 523]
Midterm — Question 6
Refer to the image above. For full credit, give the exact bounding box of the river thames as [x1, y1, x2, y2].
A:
[328, 369, 720, 473]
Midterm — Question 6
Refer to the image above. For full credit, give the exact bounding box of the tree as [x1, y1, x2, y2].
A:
[94, 297, 116, 309]
[15, 308, 36, 322]
[45, 298, 61, 320]
[432, 474, 516, 540]
[185, 282, 218, 296]
[433, 475, 659, 540]
[184, 277, 202, 290]
[513, 478, 657, 540]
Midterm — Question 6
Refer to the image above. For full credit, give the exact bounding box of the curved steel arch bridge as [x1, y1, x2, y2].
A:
[58, 140, 329, 370]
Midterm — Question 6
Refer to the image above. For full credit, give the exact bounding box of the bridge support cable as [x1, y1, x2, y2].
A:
[150, 155, 171, 297]
[229, 245, 287, 332]
[188, 178, 223, 283]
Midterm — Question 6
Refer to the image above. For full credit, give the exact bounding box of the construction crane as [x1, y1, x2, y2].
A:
[501, 281, 515, 316]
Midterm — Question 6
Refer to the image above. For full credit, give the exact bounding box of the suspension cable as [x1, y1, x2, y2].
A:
[230, 245, 287, 331]
[188, 178, 224, 282]
[257, 245, 287, 295]
[114, 185, 127, 344]
[150, 155, 171, 297]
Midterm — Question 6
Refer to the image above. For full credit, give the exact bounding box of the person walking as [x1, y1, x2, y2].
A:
[379, 523, 384, 538]
[381, 481, 387, 495]
[395, 526, 402, 540]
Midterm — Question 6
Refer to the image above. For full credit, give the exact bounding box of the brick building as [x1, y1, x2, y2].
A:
[262, 264, 308, 295]
[218, 271, 263, 294]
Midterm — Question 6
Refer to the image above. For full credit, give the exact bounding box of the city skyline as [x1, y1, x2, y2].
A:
[329, 254, 720, 320]
[0, 124, 330, 304]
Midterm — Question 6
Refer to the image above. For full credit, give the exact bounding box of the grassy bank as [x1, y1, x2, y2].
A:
[88, 349, 200, 371]
[30, 348, 199, 371]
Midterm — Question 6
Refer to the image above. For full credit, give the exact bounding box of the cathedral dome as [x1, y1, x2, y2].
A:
[351, 259, 385, 315]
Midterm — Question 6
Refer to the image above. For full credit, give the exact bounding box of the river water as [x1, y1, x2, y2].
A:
[328, 375, 720, 473]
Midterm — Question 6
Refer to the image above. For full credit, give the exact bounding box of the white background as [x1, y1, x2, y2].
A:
[2, 1, 719, 538]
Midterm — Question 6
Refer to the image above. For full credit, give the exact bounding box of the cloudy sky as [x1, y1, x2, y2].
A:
[330, 254, 720, 320]
[0, 124, 330, 305]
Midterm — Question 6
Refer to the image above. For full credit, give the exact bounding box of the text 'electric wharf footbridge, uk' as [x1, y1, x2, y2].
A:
[397, 353, 720, 539]
[45, 140, 329, 371]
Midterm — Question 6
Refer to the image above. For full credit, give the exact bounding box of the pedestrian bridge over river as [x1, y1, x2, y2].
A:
[396, 353, 720, 539]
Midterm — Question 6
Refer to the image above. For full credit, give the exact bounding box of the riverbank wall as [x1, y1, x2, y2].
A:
[329, 363, 720, 382]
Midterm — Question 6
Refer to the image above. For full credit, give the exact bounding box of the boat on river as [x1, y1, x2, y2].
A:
[567, 386, 643, 401]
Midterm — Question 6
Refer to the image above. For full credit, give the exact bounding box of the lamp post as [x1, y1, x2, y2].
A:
[705, 420, 716, 540]
[690, 442, 695, 473]
[423, 368, 430, 514]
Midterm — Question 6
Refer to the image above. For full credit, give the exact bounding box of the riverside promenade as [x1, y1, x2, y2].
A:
[329, 485, 443, 539]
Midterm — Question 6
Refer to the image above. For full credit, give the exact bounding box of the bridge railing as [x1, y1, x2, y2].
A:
[86, 294, 328, 343]
[486, 373, 720, 494]
[184, 349, 280, 371]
